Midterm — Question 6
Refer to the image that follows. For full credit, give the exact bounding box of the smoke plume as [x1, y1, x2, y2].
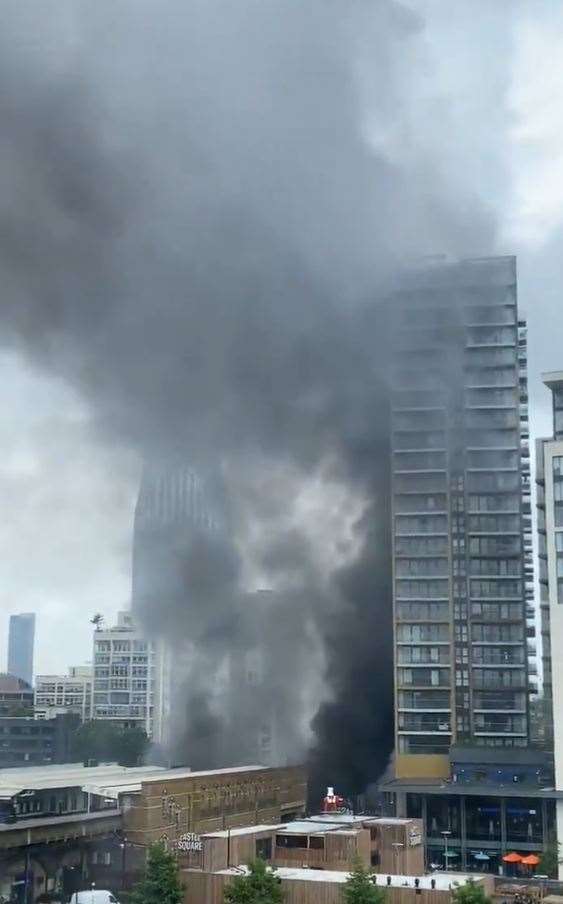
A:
[0, 1, 498, 800]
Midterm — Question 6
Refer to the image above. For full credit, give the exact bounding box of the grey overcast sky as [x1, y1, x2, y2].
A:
[1, 0, 563, 676]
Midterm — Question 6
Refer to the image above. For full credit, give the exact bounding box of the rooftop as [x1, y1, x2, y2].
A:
[380, 778, 562, 800]
[203, 825, 283, 839]
[0, 763, 165, 799]
[0, 673, 32, 693]
[306, 814, 414, 826]
[543, 372, 563, 388]
[275, 820, 353, 836]
[202, 814, 416, 840]
[0, 762, 269, 801]
[209, 866, 482, 891]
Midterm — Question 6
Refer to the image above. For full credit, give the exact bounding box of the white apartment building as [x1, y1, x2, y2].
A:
[536, 371, 563, 877]
[34, 666, 93, 721]
[91, 611, 156, 738]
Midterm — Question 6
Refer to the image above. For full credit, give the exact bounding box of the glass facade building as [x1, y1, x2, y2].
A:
[390, 257, 531, 775]
[7, 613, 36, 688]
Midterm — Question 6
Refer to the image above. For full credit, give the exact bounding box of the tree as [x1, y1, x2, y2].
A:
[342, 859, 386, 904]
[540, 840, 562, 878]
[115, 725, 149, 766]
[71, 720, 117, 762]
[224, 859, 283, 904]
[451, 880, 493, 904]
[3, 703, 33, 717]
[131, 842, 184, 904]
[71, 720, 148, 766]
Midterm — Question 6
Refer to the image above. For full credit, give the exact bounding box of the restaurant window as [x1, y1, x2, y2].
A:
[309, 836, 325, 850]
[256, 838, 272, 860]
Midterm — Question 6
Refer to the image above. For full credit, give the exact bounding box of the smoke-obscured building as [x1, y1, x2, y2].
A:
[132, 462, 221, 616]
[91, 611, 155, 736]
[389, 255, 532, 776]
[7, 612, 36, 687]
[34, 666, 93, 722]
[226, 591, 291, 767]
[131, 463, 223, 749]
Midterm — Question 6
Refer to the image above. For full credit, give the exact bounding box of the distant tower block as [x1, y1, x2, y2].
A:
[7, 613, 36, 687]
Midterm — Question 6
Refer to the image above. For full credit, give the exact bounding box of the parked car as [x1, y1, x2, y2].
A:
[69, 891, 120, 904]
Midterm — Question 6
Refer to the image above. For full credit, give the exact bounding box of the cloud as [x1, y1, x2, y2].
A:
[0, 351, 138, 675]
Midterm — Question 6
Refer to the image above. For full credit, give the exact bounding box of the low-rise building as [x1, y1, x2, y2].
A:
[183, 866, 494, 904]
[0, 673, 33, 715]
[0, 761, 307, 901]
[0, 712, 79, 768]
[381, 745, 559, 873]
[193, 814, 424, 876]
[35, 666, 93, 722]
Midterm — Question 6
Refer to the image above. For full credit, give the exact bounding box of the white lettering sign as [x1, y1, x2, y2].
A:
[409, 829, 422, 847]
[177, 832, 203, 852]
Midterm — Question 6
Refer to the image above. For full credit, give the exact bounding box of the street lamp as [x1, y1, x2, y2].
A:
[392, 842, 405, 876]
[119, 837, 128, 891]
[441, 830, 452, 871]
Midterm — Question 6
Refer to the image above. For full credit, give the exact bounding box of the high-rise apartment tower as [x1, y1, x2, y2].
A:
[390, 256, 531, 779]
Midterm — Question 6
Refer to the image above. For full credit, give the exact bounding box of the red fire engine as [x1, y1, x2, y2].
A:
[322, 786, 346, 813]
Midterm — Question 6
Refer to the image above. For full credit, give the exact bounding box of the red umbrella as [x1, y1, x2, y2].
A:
[521, 855, 540, 867]
[503, 853, 523, 863]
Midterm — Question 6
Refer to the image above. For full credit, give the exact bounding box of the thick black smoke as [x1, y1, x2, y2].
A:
[0, 1, 496, 800]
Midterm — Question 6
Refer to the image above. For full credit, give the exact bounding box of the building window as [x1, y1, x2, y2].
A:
[469, 559, 521, 577]
[468, 495, 519, 513]
[395, 579, 449, 599]
[396, 602, 450, 621]
[255, 838, 272, 860]
[470, 579, 522, 599]
[398, 735, 450, 754]
[471, 602, 522, 620]
[397, 624, 449, 642]
[468, 514, 520, 532]
[396, 558, 449, 577]
[395, 515, 448, 534]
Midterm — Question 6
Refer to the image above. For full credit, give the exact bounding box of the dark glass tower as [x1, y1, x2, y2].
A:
[131, 462, 221, 618]
[7, 613, 35, 687]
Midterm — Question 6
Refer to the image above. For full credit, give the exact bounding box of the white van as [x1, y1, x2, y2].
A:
[69, 891, 120, 904]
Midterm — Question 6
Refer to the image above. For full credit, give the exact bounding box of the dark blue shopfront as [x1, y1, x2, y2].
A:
[381, 746, 559, 874]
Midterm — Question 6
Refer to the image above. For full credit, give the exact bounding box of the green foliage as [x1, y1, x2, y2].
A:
[72, 720, 115, 761]
[540, 840, 562, 878]
[1, 703, 33, 717]
[224, 859, 284, 904]
[71, 720, 149, 766]
[451, 879, 492, 904]
[131, 842, 184, 904]
[342, 859, 386, 904]
[115, 725, 150, 766]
